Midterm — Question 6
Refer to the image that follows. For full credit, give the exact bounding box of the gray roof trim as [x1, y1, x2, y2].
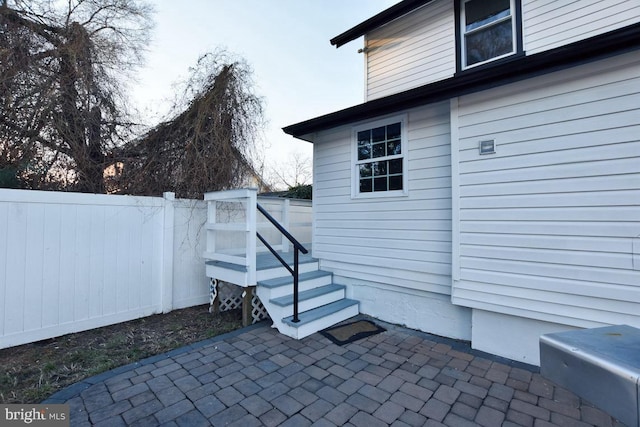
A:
[285, 23, 640, 141]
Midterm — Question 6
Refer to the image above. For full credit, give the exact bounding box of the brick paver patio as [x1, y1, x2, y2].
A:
[45, 317, 623, 426]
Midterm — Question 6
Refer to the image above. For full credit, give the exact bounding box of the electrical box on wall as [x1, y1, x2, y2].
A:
[479, 140, 495, 155]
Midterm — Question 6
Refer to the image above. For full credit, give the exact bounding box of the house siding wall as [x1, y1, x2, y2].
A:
[313, 101, 453, 296]
[362, 0, 639, 100]
[365, 0, 455, 101]
[452, 51, 640, 330]
[523, 0, 640, 54]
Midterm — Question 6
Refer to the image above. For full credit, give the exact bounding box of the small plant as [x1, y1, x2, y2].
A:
[42, 363, 56, 373]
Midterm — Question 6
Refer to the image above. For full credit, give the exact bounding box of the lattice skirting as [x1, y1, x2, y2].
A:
[209, 279, 270, 324]
[214, 281, 243, 312]
[250, 291, 269, 324]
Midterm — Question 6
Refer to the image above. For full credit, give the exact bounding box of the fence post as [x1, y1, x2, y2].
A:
[161, 192, 175, 313]
[207, 198, 217, 257]
[281, 198, 290, 253]
[246, 189, 257, 286]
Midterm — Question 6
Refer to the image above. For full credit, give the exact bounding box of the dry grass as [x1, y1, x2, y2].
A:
[0, 305, 242, 404]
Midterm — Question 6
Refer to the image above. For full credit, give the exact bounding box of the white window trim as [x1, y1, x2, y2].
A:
[351, 115, 409, 199]
[460, 0, 517, 70]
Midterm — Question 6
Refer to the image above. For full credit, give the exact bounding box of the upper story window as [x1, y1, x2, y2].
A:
[457, 0, 523, 70]
[353, 116, 407, 198]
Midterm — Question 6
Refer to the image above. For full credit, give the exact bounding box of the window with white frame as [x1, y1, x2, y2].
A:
[459, 0, 520, 69]
[354, 117, 406, 196]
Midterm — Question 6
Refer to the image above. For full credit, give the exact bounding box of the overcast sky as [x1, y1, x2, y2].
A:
[131, 0, 397, 178]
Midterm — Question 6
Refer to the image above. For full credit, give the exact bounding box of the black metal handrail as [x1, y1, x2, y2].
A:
[256, 203, 308, 323]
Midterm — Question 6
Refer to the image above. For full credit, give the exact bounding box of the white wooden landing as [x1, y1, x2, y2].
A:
[205, 246, 318, 285]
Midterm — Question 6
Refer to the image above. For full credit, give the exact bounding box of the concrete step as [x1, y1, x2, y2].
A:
[258, 270, 333, 299]
[279, 299, 360, 340]
[256, 260, 320, 282]
[270, 283, 346, 307]
[267, 284, 346, 321]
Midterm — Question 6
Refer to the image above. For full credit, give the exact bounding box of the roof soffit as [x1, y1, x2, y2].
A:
[284, 22, 640, 139]
[330, 0, 434, 48]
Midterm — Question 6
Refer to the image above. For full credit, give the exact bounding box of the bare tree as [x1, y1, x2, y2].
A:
[112, 52, 265, 199]
[267, 150, 312, 190]
[0, 0, 153, 192]
[1, 3, 265, 197]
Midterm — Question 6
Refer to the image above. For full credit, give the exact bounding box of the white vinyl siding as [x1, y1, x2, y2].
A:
[523, 0, 640, 54]
[313, 102, 452, 295]
[452, 51, 640, 329]
[361, 0, 639, 101]
[365, 0, 455, 101]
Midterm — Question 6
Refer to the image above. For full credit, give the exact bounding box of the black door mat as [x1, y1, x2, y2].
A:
[320, 320, 386, 345]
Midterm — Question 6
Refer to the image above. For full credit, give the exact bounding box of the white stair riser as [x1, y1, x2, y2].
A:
[261, 275, 333, 300]
[256, 262, 319, 281]
[278, 305, 360, 339]
[206, 266, 247, 286]
[266, 289, 345, 321]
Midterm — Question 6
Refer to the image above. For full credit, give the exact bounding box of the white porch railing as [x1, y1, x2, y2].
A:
[202, 188, 312, 287]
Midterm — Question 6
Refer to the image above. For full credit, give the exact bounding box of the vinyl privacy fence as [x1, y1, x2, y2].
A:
[0, 189, 210, 349]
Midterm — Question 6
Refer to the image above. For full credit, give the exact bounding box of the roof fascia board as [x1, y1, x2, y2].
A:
[285, 23, 640, 139]
[330, 0, 434, 48]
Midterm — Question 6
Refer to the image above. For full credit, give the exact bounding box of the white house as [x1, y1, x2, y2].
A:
[283, 0, 640, 365]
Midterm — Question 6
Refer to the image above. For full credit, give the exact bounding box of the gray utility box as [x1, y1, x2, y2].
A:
[540, 325, 640, 427]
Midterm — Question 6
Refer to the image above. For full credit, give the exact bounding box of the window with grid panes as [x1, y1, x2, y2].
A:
[355, 119, 405, 195]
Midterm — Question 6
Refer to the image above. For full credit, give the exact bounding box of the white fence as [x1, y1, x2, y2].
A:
[0, 189, 209, 349]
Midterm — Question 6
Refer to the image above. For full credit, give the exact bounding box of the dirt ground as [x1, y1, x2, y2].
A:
[0, 305, 243, 404]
